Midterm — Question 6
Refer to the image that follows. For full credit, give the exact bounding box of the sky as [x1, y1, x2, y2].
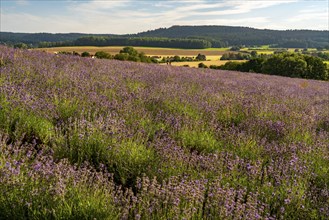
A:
[1, 0, 328, 34]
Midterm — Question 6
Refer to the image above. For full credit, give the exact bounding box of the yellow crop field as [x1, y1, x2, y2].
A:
[36, 46, 231, 57]
[163, 60, 246, 68]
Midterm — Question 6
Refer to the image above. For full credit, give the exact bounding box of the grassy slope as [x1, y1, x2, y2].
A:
[1, 46, 329, 219]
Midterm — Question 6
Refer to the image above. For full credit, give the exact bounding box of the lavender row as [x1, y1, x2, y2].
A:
[0, 46, 328, 219]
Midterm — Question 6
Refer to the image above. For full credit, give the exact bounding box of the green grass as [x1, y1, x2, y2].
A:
[110, 140, 157, 186]
[176, 128, 220, 153]
[0, 101, 55, 145]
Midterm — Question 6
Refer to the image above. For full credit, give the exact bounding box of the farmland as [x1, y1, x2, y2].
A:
[38, 46, 245, 67]
[37, 46, 231, 57]
[1, 46, 329, 219]
[168, 60, 246, 68]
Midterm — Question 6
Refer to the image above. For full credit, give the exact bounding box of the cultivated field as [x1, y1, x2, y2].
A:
[37, 46, 329, 68]
[1, 46, 329, 219]
[167, 60, 246, 68]
[37, 46, 231, 57]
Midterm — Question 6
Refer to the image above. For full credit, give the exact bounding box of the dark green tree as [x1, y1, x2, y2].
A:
[94, 51, 112, 59]
[195, 54, 206, 61]
[250, 51, 258, 57]
[81, 51, 91, 57]
[173, 55, 181, 62]
[114, 53, 129, 61]
[240, 58, 265, 73]
[120, 46, 138, 56]
[198, 63, 208, 68]
[14, 43, 29, 49]
[304, 55, 328, 80]
[219, 61, 243, 71]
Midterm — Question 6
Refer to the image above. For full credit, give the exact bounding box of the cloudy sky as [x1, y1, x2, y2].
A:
[1, 0, 328, 34]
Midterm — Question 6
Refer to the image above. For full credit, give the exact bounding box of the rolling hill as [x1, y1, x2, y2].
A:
[134, 25, 329, 48]
[1, 25, 329, 48]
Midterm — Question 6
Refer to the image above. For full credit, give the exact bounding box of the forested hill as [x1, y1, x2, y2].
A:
[1, 25, 328, 49]
[0, 32, 114, 45]
[134, 25, 329, 48]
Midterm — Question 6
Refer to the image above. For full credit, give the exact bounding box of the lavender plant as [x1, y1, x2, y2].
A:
[0, 46, 328, 219]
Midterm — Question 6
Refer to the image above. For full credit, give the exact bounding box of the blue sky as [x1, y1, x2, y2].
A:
[1, 0, 328, 34]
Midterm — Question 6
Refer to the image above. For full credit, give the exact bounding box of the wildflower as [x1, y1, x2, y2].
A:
[284, 198, 290, 204]
[135, 214, 141, 220]
[33, 162, 42, 171]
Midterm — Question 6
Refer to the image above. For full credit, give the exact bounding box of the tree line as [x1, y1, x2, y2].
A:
[2, 26, 328, 49]
[207, 52, 328, 80]
[136, 25, 329, 49]
[58, 47, 158, 64]
[3, 36, 213, 49]
[74, 36, 212, 49]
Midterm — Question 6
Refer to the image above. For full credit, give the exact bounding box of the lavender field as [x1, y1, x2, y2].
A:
[0, 46, 328, 219]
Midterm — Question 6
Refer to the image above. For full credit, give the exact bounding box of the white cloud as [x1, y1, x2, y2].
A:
[1, 0, 327, 33]
[1, 12, 85, 33]
[157, 0, 298, 18]
[288, 8, 328, 22]
[177, 17, 270, 27]
[113, 0, 298, 27]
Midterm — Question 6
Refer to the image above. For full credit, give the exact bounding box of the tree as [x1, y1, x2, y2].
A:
[230, 46, 241, 51]
[14, 43, 29, 49]
[198, 63, 208, 68]
[81, 51, 91, 57]
[94, 51, 112, 59]
[120, 47, 138, 56]
[240, 58, 265, 73]
[173, 55, 181, 62]
[304, 55, 328, 80]
[195, 54, 206, 61]
[216, 52, 328, 80]
[114, 53, 129, 61]
[219, 61, 243, 71]
[281, 56, 307, 77]
[250, 51, 258, 57]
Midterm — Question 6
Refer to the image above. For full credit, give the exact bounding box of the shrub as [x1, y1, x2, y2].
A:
[81, 51, 91, 57]
[198, 62, 208, 68]
[94, 51, 112, 59]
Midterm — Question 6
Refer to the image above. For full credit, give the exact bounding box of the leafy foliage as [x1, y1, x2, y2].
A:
[137, 25, 329, 48]
[94, 51, 112, 59]
[74, 36, 212, 49]
[220, 52, 251, 60]
[218, 52, 328, 80]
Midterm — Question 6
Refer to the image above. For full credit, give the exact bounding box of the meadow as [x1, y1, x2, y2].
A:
[1, 46, 329, 219]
